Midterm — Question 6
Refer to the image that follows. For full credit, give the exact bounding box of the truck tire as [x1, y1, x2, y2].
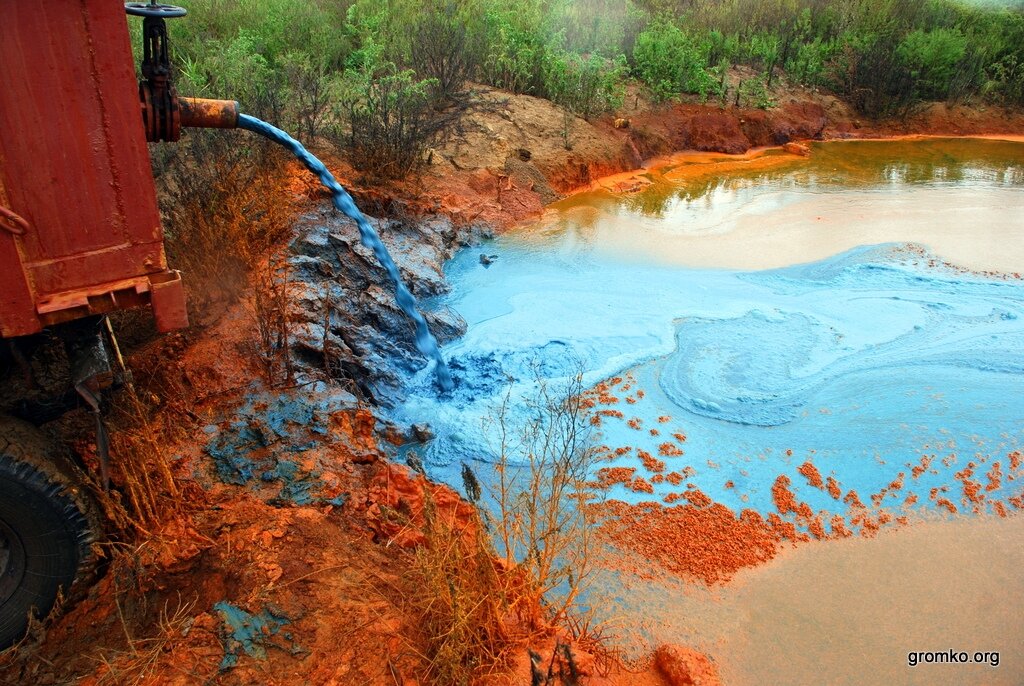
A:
[0, 415, 101, 649]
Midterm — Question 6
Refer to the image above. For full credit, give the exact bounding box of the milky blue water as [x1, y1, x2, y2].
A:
[238, 114, 453, 390]
[394, 140, 1024, 522]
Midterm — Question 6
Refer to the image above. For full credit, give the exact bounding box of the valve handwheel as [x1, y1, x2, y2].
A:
[124, 2, 187, 18]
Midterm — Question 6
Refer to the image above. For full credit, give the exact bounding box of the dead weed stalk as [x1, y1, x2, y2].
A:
[411, 482, 514, 685]
[249, 256, 295, 386]
[409, 367, 607, 683]
[93, 591, 198, 686]
[484, 370, 598, 629]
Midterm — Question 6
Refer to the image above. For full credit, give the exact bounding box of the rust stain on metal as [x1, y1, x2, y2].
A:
[179, 98, 240, 130]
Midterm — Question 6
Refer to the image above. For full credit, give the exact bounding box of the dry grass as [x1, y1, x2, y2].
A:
[88, 130, 303, 530]
[408, 368, 609, 684]
[97, 381, 185, 533]
[249, 256, 295, 386]
[93, 592, 198, 686]
[411, 497, 515, 685]
[154, 132, 297, 316]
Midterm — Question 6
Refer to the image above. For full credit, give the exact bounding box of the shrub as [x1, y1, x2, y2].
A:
[335, 55, 467, 180]
[986, 53, 1024, 106]
[897, 28, 968, 100]
[738, 74, 776, 109]
[544, 51, 627, 120]
[483, 370, 598, 627]
[790, 37, 836, 85]
[478, 0, 551, 95]
[409, 0, 482, 102]
[827, 29, 919, 119]
[281, 51, 336, 142]
[633, 19, 714, 102]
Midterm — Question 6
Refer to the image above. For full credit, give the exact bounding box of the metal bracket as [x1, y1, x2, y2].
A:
[0, 204, 29, 236]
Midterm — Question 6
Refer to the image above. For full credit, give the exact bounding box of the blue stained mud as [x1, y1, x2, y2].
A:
[213, 601, 297, 670]
[390, 141, 1024, 522]
[237, 114, 453, 390]
[205, 389, 352, 506]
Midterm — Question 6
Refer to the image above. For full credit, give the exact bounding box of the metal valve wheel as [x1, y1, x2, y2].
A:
[124, 2, 187, 18]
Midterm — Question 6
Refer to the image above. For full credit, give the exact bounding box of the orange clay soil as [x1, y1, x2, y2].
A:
[0, 297, 708, 686]
[594, 500, 785, 585]
[592, 442, 1024, 589]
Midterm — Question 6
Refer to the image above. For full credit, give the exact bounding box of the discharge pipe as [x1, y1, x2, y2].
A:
[127, 1, 239, 140]
[125, 2, 454, 389]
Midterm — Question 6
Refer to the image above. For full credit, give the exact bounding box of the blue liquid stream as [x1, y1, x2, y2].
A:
[237, 114, 453, 390]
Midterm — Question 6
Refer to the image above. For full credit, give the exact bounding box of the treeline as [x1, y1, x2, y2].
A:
[152, 0, 1024, 176]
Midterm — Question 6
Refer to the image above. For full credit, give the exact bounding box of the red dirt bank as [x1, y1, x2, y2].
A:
[335, 81, 1024, 231]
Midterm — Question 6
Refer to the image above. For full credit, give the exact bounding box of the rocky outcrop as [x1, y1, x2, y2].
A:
[286, 210, 475, 402]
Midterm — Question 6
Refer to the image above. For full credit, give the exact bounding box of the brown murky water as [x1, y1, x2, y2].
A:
[597, 515, 1024, 685]
[534, 137, 1024, 273]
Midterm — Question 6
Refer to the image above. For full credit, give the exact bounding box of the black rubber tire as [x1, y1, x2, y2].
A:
[0, 415, 101, 649]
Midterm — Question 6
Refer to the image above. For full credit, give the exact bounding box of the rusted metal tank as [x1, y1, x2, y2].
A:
[0, 0, 189, 337]
[0, 0, 247, 650]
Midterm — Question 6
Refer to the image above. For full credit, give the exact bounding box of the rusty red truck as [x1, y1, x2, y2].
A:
[0, 0, 234, 647]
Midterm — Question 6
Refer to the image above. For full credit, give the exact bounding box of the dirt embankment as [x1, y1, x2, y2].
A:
[343, 80, 1024, 232]
[0, 179, 704, 686]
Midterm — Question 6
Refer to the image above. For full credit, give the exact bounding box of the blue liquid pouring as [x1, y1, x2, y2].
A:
[237, 114, 453, 391]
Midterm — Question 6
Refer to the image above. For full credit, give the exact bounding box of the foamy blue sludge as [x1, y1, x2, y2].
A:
[393, 217, 1024, 523]
[238, 114, 453, 390]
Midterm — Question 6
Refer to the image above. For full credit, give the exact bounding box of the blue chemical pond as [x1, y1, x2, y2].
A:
[395, 138, 1024, 526]
[390, 137, 1024, 684]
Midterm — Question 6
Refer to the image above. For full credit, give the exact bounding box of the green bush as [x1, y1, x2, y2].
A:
[544, 51, 627, 119]
[738, 74, 776, 109]
[149, 0, 1024, 163]
[335, 53, 468, 180]
[897, 28, 968, 100]
[477, 0, 552, 95]
[827, 29, 919, 119]
[281, 51, 336, 142]
[986, 53, 1024, 105]
[633, 19, 714, 102]
[406, 0, 483, 102]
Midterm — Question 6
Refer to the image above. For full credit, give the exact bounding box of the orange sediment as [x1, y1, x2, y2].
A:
[843, 490, 865, 509]
[680, 487, 713, 508]
[592, 467, 636, 489]
[638, 449, 666, 473]
[911, 454, 934, 479]
[595, 500, 784, 585]
[772, 475, 798, 515]
[1009, 450, 1022, 475]
[630, 476, 654, 494]
[659, 442, 684, 457]
[797, 460, 824, 489]
[986, 461, 1003, 491]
